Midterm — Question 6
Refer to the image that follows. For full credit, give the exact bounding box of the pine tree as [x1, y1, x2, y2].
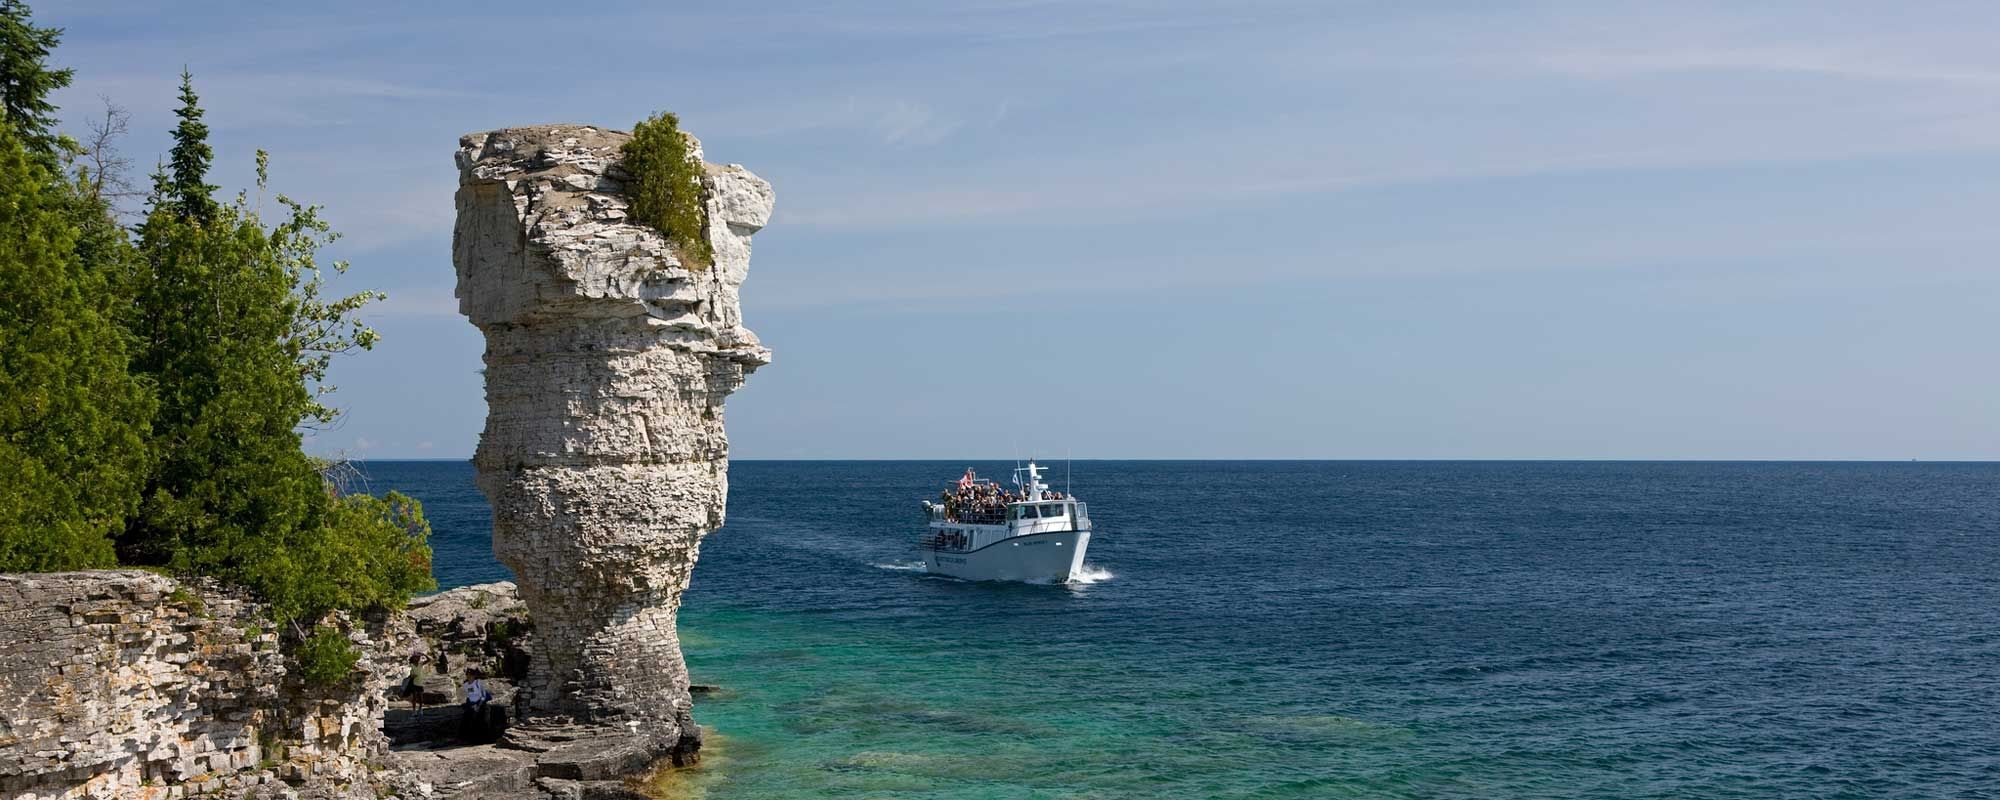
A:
[0, 0, 71, 164]
[165, 70, 217, 224]
[0, 124, 153, 571]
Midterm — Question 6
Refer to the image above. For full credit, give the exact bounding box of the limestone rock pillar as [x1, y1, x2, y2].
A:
[452, 124, 771, 763]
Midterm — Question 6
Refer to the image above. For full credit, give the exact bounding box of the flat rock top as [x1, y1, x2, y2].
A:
[456, 124, 647, 186]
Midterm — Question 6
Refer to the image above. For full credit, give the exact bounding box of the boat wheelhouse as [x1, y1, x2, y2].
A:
[917, 460, 1093, 583]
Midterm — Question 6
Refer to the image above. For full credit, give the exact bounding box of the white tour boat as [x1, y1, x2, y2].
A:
[918, 461, 1092, 583]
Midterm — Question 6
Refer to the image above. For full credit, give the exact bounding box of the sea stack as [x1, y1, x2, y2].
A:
[452, 124, 771, 772]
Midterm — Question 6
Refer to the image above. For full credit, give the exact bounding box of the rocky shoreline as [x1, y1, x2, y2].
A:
[0, 574, 716, 799]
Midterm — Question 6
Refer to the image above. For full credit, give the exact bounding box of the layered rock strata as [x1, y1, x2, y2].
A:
[452, 124, 772, 770]
[0, 571, 413, 800]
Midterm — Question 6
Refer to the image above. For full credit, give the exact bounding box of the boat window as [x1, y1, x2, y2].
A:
[1040, 504, 1064, 517]
[1013, 505, 1039, 520]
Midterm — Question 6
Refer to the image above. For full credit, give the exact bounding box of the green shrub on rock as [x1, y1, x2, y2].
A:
[263, 490, 435, 623]
[621, 111, 712, 269]
[295, 625, 360, 687]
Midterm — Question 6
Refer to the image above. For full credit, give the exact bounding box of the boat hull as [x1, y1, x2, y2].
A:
[922, 530, 1090, 583]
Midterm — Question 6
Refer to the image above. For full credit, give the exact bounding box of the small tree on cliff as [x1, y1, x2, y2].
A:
[621, 111, 712, 269]
[0, 123, 154, 571]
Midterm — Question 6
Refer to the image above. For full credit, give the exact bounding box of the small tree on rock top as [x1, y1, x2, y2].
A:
[621, 112, 713, 269]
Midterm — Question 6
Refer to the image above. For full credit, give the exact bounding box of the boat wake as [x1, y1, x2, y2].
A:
[1072, 564, 1115, 584]
[873, 560, 929, 572]
[1020, 564, 1116, 587]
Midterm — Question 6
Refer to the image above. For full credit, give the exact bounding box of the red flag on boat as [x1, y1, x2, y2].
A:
[959, 468, 975, 489]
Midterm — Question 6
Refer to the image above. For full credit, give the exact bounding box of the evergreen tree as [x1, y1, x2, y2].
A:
[622, 112, 712, 268]
[121, 77, 431, 619]
[165, 70, 217, 224]
[0, 0, 71, 164]
[0, 41, 432, 621]
[0, 124, 153, 571]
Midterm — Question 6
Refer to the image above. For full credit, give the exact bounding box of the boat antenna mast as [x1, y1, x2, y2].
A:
[1014, 458, 1048, 500]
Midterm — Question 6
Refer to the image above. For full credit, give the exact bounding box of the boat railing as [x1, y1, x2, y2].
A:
[932, 508, 1008, 525]
[927, 501, 1082, 526]
[917, 532, 973, 552]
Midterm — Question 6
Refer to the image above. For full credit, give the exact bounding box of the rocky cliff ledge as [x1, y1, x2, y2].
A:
[0, 571, 413, 800]
[452, 124, 771, 779]
[0, 573, 558, 800]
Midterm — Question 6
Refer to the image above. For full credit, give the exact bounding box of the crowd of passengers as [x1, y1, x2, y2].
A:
[937, 478, 1066, 524]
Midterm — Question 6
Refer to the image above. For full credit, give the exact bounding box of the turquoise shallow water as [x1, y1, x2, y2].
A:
[361, 460, 2000, 799]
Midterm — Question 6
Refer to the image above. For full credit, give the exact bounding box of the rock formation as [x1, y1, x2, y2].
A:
[0, 123, 769, 800]
[452, 124, 772, 775]
[382, 583, 530, 748]
[0, 571, 414, 800]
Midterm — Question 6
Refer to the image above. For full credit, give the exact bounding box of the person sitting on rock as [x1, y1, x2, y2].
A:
[461, 671, 493, 741]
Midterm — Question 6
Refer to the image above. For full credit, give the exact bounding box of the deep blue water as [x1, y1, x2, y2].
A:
[356, 460, 2000, 799]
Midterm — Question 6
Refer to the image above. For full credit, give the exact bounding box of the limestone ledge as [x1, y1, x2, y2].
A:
[0, 570, 415, 800]
[452, 124, 772, 371]
[0, 573, 639, 800]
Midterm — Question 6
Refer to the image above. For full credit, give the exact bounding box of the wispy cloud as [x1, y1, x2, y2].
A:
[1531, 45, 2000, 86]
[703, 95, 968, 147]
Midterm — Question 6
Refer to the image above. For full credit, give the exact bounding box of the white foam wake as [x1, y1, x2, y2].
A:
[1072, 564, 1115, 584]
[873, 560, 928, 572]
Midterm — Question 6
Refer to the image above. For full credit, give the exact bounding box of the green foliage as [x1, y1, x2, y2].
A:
[253, 490, 436, 624]
[0, 33, 431, 629]
[270, 192, 384, 427]
[121, 184, 432, 622]
[0, 124, 153, 572]
[621, 112, 712, 269]
[107, 74, 430, 622]
[490, 618, 522, 643]
[166, 586, 205, 616]
[255, 726, 284, 770]
[122, 191, 324, 575]
[0, 0, 72, 164]
[165, 70, 216, 224]
[294, 625, 360, 687]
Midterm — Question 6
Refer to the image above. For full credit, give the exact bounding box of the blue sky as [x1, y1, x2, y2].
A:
[45, 1, 2000, 459]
